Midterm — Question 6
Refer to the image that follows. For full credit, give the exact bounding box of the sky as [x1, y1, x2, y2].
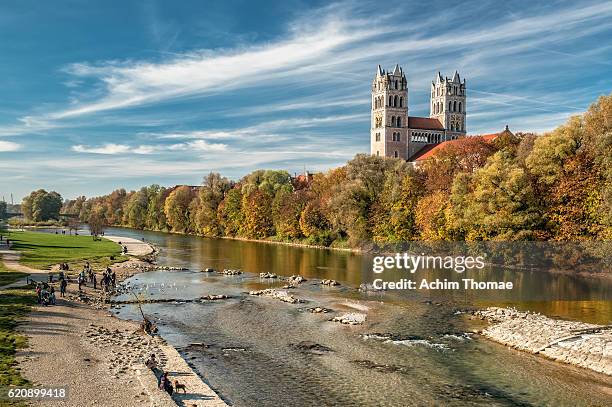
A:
[1, 0, 611, 201]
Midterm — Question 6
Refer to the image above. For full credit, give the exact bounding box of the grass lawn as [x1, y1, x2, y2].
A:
[0, 287, 35, 395]
[6, 231, 123, 270]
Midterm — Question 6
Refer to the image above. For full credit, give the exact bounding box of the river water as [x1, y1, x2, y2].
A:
[99, 228, 612, 406]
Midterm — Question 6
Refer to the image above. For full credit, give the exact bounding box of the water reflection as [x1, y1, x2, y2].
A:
[107, 227, 611, 323]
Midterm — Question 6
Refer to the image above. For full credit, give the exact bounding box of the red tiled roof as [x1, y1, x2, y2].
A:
[412, 132, 501, 162]
[412, 141, 456, 161]
[407, 116, 445, 130]
[479, 133, 500, 141]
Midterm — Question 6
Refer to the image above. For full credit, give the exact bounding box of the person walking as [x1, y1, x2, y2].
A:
[59, 278, 67, 297]
[92, 273, 97, 290]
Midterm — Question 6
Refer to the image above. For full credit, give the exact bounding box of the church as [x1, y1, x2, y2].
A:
[370, 64, 467, 160]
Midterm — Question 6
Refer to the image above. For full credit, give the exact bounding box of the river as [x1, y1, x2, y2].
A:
[83, 228, 612, 405]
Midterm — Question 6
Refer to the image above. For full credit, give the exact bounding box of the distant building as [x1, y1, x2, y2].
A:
[370, 65, 466, 160]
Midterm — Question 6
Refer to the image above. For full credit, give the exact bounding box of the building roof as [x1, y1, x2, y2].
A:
[407, 116, 445, 130]
[410, 126, 513, 162]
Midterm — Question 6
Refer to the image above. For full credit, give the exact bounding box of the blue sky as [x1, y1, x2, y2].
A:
[1, 0, 611, 201]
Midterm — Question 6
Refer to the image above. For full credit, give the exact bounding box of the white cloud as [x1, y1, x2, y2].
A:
[72, 140, 227, 155]
[0, 141, 21, 152]
[72, 143, 132, 154]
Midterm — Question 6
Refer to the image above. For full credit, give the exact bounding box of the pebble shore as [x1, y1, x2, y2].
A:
[473, 307, 612, 376]
[15, 236, 228, 407]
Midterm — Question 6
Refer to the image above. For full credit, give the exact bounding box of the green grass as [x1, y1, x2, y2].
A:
[0, 287, 35, 402]
[6, 231, 122, 270]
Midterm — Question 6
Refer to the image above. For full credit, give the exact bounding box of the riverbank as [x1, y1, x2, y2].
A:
[473, 307, 612, 376]
[18, 283, 226, 407]
[7, 234, 227, 406]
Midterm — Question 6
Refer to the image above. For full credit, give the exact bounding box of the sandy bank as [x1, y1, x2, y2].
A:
[104, 235, 156, 257]
[473, 307, 612, 376]
[14, 243, 227, 406]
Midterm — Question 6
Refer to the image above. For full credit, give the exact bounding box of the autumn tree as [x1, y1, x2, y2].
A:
[164, 186, 196, 233]
[194, 173, 231, 237]
[217, 188, 244, 237]
[421, 137, 497, 193]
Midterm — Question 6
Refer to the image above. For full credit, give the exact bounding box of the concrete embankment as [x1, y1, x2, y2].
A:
[473, 307, 611, 376]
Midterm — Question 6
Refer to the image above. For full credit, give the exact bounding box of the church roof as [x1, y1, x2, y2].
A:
[410, 127, 513, 162]
[408, 116, 445, 130]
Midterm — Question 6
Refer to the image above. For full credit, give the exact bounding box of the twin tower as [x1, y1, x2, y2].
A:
[370, 65, 466, 160]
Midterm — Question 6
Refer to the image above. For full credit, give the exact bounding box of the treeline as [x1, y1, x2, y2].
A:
[59, 93, 611, 248]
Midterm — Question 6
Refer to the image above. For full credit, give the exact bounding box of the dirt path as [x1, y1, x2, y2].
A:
[0, 242, 47, 275]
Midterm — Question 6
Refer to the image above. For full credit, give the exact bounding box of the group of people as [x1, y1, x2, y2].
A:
[75, 263, 116, 292]
[35, 282, 56, 306]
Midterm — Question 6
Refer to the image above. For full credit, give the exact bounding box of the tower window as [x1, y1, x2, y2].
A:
[376, 133, 380, 142]
[389, 96, 393, 106]
[458, 102, 462, 113]
[391, 116, 396, 126]
[394, 95, 398, 107]
[395, 80, 398, 89]
[376, 150, 380, 156]
[394, 150, 398, 158]
[399, 97, 403, 108]
[397, 117, 401, 127]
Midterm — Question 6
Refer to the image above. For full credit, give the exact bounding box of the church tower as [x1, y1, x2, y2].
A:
[430, 71, 466, 138]
[370, 64, 408, 159]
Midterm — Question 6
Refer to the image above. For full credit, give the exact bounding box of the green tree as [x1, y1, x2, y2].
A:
[22, 189, 62, 221]
[462, 152, 541, 240]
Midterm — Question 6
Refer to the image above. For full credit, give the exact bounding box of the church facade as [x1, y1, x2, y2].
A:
[370, 65, 466, 160]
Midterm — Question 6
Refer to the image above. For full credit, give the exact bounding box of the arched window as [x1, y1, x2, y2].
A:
[395, 80, 398, 89]
[389, 96, 393, 107]
[394, 150, 398, 158]
[453, 101, 457, 112]
[376, 150, 380, 156]
[399, 97, 403, 108]
[449, 101, 453, 111]
[458, 102, 462, 113]
[391, 116, 396, 126]
[394, 95, 398, 107]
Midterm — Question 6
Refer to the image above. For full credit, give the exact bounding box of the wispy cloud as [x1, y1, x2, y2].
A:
[0, 141, 21, 152]
[72, 140, 227, 155]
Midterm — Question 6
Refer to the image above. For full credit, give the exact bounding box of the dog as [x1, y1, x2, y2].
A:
[174, 380, 187, 394]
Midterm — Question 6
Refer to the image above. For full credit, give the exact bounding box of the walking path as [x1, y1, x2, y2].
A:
[104, 235, 156, 257]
